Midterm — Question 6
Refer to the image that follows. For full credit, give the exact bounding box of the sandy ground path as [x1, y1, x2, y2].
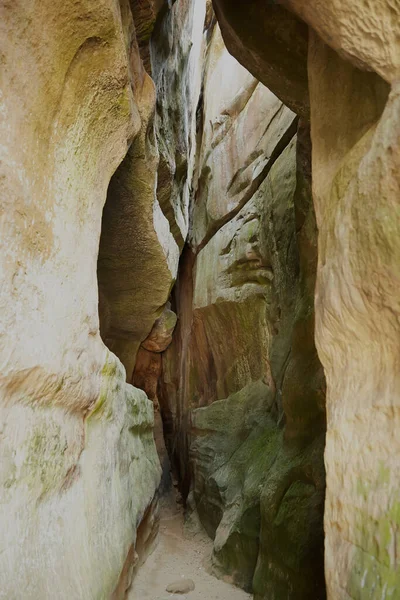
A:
[129, 499, 253, 600]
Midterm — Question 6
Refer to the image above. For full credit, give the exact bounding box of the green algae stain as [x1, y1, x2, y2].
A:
[378, 463, 391, 487]
[87, 352, 118, 421]
[348, 544, 400, 600]
[87, 352, 154, 432]
[23, 424, 67, 495]
[349, 471, 400, 599]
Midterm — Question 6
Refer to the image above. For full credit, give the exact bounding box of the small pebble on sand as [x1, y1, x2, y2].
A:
[166, 579, 195, 594]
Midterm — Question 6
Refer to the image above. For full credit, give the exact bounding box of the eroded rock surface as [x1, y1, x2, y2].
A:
[211, 0, 309, 118]
[152, 0, 207, 249]
[0, 1, 161, 598]
[210, 0, 400, 598]
[97, 1, 179, 381]
[158, 22, 326, 599]
[2, 0, 398, 598]
[308, 34, 398, 598]
[142, 306, 178, 353]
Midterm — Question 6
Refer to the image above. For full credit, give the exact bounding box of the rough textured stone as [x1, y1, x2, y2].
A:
[152, 0, 207, 248]
[0, 1, 161, 597]
[282, 0, 400, 83]
[190, 25, 298, 252]
[308, 32, 397, 599]
[98, 0, 207, 383]
[129, 0, 164, 71]
[3, 0, 398, 599]
[211, 0, 309, 118]
[142, 306, 178, 353]
[0, 0, 136, 412]
[0, 353, 160, 599]
[209, 1, 400, 598]
[133, 344, 173, 495]
[97, 2, 179, 381]
[159, 23, 326, 598]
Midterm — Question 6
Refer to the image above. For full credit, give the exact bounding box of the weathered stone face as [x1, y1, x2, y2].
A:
[158, 22, 326, 598]
[211, 0, 309, 118]
[0, 0, 136, 412]
[308, 34, 398, 598]
[152, 0, 207, 249]
[281, 0, 400, 83]
[209, 1, 400, 598]
[97, 72, 178, 380]
[141, 306, 178, 353]
[0, 1, 161, 597]
[97, 1, 180, 381]
[2, 0, 397, 598]
[97, 0, 207, 382]
[0, 354, 161, 600]
[190, 24, 299, 253]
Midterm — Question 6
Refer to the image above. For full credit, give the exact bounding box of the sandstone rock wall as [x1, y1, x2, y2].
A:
[0, 0, 214, 597]
[2, 0, 397, 598]
[211, 0, 309, 118]
[212, 0, 400, 597]
[158, 22, 326, 599]
[97, 0, 179, 381]
[98, 0, 206, 382]
[308, 35, 398, 599]
[0, 1, 162, 598]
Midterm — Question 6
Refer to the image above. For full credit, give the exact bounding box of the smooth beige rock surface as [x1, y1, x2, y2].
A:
[210, 1, 400, 597]
[0, 0, 136, 412]
[308, 32, 398, 598]
[282, 0, 400, 83]
[0, 1, 160, 597]
[0, 355, 161, 599]
[190, 25, 297, 252]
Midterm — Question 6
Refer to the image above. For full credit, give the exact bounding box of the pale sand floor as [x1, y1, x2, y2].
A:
[129, 499, 253, 600]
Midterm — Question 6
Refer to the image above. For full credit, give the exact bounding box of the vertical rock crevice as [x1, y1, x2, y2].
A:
[3, 0, 397, 598]
[152, 10, 327, 598]
[97, 0, 177, 383]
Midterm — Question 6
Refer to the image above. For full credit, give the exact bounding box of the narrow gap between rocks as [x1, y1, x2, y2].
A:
[97, 165, 253, 599]
[95, 2, 327, 598]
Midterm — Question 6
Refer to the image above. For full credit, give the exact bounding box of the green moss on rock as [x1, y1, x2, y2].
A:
[22, 422, 68, 497]
[348, 472, 400, 599]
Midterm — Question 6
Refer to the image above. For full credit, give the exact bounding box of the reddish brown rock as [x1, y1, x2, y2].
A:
[142, 307, 178, 353]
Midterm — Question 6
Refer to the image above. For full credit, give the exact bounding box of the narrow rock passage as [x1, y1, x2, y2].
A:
[129, 497, 252, 600]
